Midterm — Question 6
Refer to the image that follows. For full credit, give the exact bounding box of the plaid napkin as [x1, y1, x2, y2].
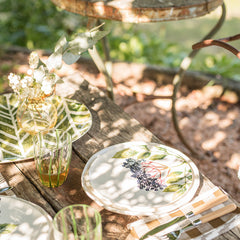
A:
[180, 205, 240, 240]
[128, 186, 240, 240]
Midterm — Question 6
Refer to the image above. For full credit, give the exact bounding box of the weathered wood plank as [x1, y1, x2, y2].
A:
[55, 73, 161, 161]
[0, 161, 56, 217]
[71, 78, 161, 161]
[13, 152, 88, 213]
[51, 0, 223, 23]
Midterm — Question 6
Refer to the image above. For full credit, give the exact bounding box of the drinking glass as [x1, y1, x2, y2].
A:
[53, 204, 102, 240]
[33, 129, 72, 188]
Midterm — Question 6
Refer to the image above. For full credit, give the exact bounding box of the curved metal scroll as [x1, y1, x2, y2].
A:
[171, 3, 226, 158]
[192, 34, 240, 59]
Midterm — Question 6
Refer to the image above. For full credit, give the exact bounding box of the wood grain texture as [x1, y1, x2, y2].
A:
[0, 76, 240, 239]
[71, 78, 161, 162]
[0, 161, 56, 217]
[50, 0, 223, 23]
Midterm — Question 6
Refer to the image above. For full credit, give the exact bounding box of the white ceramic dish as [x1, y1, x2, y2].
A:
[82, 141, 200, 216]
[0, 196, 52, 240]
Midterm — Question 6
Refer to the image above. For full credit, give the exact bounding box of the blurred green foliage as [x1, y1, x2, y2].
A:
[0, 0, 240, 83]
[0, 0, 86, 49]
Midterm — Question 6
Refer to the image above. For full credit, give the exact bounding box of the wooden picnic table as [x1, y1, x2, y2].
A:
[0, 75, 240, 239]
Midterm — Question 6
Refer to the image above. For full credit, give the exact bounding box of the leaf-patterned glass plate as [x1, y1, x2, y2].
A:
[82, 142, 200, 216]
[0, 93, 92, 163]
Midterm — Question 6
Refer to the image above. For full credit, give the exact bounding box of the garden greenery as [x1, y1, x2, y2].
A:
[7, 24, 109, 99]
[1, 0, 240, 86]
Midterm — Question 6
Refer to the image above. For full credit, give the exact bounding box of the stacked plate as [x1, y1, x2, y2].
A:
[82, 141, 200, 216]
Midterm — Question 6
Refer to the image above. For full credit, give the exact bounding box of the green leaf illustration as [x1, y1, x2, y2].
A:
[167, 177, 184, 184]
[166, 171, 183, 183]
[163, 184, 183, 192]
[113, 148, 138, 158]
[187, 175, 192, 180]
[149, 154, 167, 160]
[0, 223, 18, 234]
[136, 145, 150, 152]
[113, 145, 150, 158]
[168, 171, 183, 177]
[173, 185, 187, 199]
[137, 151, 151, 159]
[0, 94, 92, 162]
[155, 146, 168, 152]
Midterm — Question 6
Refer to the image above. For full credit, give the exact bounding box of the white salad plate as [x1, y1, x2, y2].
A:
[0, 196, 52, 240]
[82, 141, 200, 216]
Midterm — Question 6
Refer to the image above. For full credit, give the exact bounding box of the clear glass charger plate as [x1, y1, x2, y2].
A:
[0, 93, 92, 163]
[82, 141, 200, 216]
[0, 195, 52, 240]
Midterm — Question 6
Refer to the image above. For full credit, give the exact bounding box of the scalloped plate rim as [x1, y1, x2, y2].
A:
[81, 141, 200, 216]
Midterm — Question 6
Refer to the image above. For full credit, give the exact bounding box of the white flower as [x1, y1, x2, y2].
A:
[8, 73, 20, 85]
[43, 73, 58, 85]
[33, 65, 45, 83]
[20, 88, 29, 99]
[52, 73, 60, 84]
[8, 73, 21, 91]
[24, 76, 34, 85]
[8, 47, 63, 98]
[21, 79, 28, 89]
[29, 51, 39, 69]
[41, 82, 53, 95]
[42, 76, 54, 94]
[27, 69, 33, 75]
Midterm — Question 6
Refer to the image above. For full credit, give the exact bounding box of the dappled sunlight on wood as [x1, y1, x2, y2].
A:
[107, 128, 121, 137]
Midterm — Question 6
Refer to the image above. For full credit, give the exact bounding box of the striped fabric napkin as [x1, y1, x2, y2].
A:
[127, 186, 240, 240]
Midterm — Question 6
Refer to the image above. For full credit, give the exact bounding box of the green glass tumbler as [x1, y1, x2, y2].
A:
[33, 129, 72, 188]
[53, 204, 102, 240]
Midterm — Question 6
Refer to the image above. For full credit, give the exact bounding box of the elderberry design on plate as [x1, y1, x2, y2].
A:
[82, 142, 200, 216]
[122, 158, 170, 191]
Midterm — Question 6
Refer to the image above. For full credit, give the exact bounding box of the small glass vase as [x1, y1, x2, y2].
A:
[17, 95, 58, 135]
